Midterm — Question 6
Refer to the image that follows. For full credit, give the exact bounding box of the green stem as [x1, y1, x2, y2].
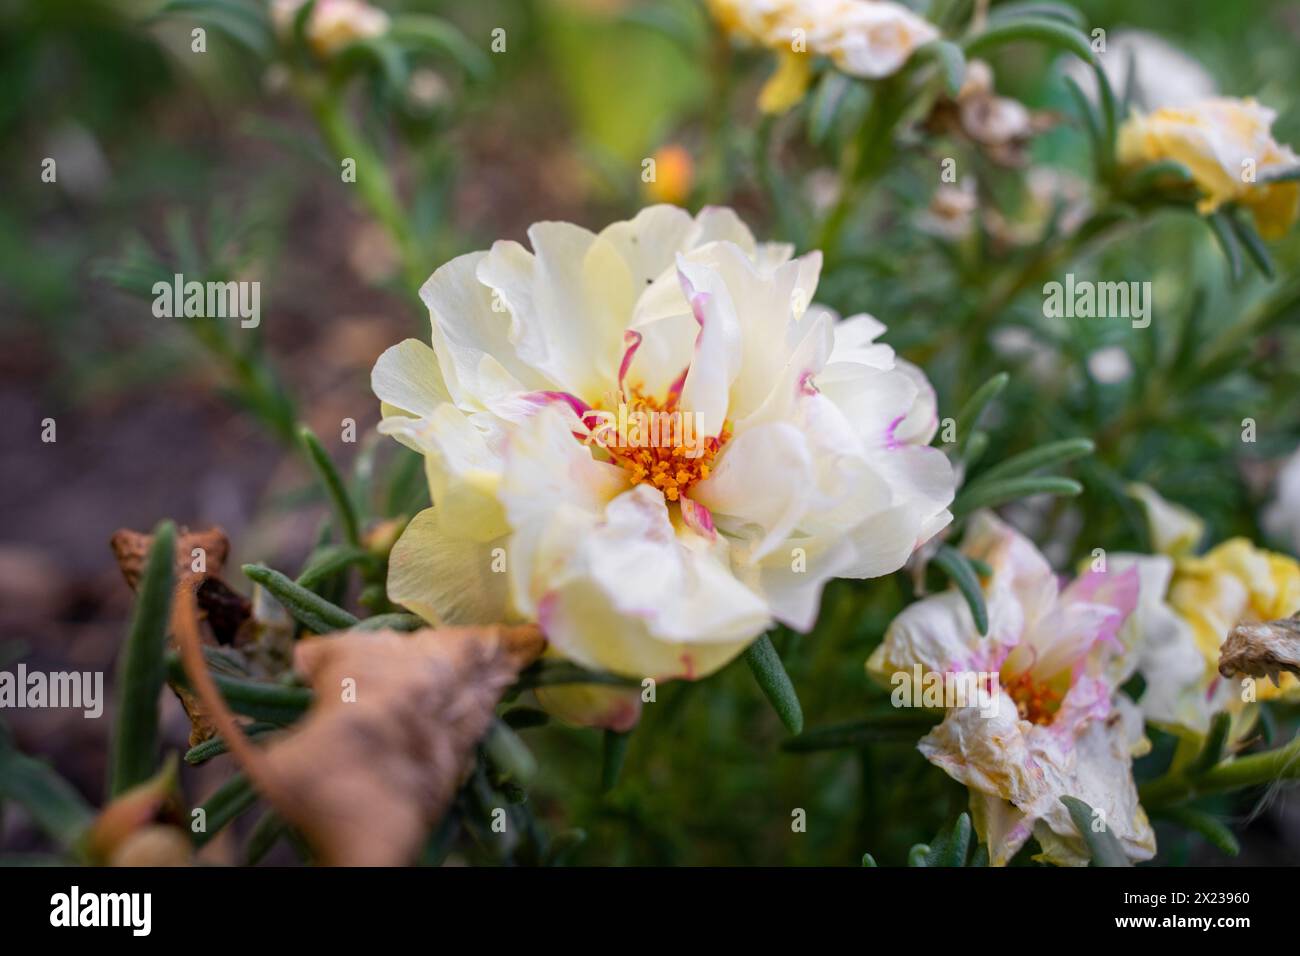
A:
[815, 76, 906, 259]
[1139, 734, 1300, 808]
[299, 78, 424, 294]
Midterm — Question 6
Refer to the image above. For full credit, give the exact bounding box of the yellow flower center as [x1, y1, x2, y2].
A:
[1001, 669, 1064, 726]
[589, 386, 730, 502]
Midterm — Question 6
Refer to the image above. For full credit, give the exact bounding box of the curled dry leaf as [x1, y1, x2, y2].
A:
[111, 525, 296, 745]
[1218, 614, 1300, 685]
[111, 526, 230, 591]
[171, 583, 546, 865]
[112, 526, 243, 745]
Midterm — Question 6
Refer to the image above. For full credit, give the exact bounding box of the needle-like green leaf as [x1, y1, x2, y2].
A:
[299, 426, 361, 548]
[953, 476, 1082, 517]
[932, 545, 989, 635]
[0, 723, 94, 852]
[109, 519, 176, 797]
[193, 772, 259, 848]
[243, 563, 358, 633]
[743, 634, 804, 735]
[1061, 795, 1132, 866]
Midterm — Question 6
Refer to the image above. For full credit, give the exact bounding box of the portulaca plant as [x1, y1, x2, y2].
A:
[6, 0, 1300, 873]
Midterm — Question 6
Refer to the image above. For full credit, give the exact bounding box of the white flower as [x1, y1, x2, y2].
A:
[1086, 345, 1133, 384]
[271, 0, 390, 57]
[373, 205, 956, 681]
[867, 511, 1154, 866]
[707, 0, 939, 113]
[1264, 446, 1300, 556]
[1128, 482, 1204, 556]
[1061, 30, 1216, 111]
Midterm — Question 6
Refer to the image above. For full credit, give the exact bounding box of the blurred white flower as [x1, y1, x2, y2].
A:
[1264, 447, 1300, 555]
[707, 0, 938, 113]
[917, 179, 977, 241]
[271, 0, 390, 57]
[1086, 345, 1134, 384]
[1128, 482, 1204, 556]
[1061, 29, 1216, 111]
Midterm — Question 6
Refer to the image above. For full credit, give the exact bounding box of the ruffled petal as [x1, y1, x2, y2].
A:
[386, 508, 513, 626]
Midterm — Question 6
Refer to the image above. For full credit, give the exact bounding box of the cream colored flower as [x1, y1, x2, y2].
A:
[271, 0, 390, 57]
[374, 206, 955, 685]
[1128, 482, 1204, 556]
[1118, 97, 1300, 238]
[707, 0, 938, 114]
[867, 511, 1154, 866]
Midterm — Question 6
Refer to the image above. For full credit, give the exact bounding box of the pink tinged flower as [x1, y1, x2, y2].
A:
[867, 511, 1155, 866]
[372, 205, 956, 694]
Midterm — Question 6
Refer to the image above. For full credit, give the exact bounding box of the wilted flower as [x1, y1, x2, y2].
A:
[707, 0, 938, 114]
[867, 511, 1154, 866]
[1117, 97, 1300, 238]
[916, 178, 977, 241]
[271, 0, 390, 57]
[926, 60, 1052, 167]
[373, 205, 955, 684]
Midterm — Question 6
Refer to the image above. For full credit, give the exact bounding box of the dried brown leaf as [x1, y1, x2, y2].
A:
[111, 525, 253, 745]
[1218, 614, 1300, 684]
[111, 526, 230, 591]
[170, 582, 545, 866]
[253, 626, 545, 865]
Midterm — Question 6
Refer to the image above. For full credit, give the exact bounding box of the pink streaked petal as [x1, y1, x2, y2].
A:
[521, 389, 592, 419]
[1064, 564, 1141, 649]
[884, 413, 906, 450]
[618, 329, 642, 397]
[680, 496, 717, 541]
[665, 365, 689, 406]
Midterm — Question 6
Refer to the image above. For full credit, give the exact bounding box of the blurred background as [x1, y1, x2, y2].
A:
[3, 0, 1300, 864]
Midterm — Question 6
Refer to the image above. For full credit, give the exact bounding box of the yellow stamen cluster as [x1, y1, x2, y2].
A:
[595, 388, 730, 502]
[1002, 670, 1063, 726]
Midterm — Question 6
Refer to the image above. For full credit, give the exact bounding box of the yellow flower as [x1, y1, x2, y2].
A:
[643, 145, 695, 206]
[707, 0, 938, 114]
[271, 0, 390, 58]
[1169, 538, 1300, 702]
[1117, 97, 1300, 238]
